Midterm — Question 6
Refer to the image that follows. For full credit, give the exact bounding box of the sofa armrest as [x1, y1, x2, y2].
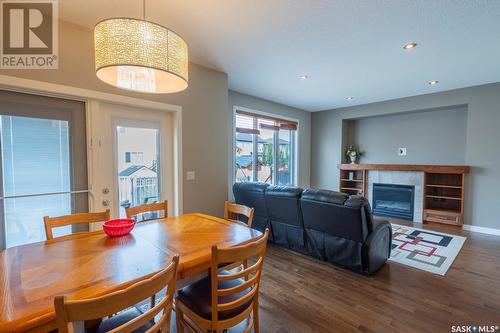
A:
[362, 218, 392, 275]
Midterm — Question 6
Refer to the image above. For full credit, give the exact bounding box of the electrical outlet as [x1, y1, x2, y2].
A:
[186, 171, 196, 181]
[398, 147, 407, 156]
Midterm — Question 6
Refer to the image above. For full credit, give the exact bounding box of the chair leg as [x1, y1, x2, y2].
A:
[176, 305, 184, 333]
[252, 302, 260, 333]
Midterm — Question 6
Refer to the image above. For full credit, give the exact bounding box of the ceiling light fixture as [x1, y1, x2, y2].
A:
[428, 80, 439, 85]
[94, 0, 188, 93]
[299, 75, 309, 80]
[403, 42, 418, 50]
[346, 96, 354, 100]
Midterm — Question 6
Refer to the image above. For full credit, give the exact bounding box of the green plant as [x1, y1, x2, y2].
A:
[346, 145, 362, 158]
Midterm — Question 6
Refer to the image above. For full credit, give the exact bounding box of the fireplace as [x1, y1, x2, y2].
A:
[372, 183, 415, 221]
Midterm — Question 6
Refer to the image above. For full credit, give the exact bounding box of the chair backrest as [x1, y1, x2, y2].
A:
[126, 200, 168, 223]
[55, 255, 179, 333]
[224, 201, 255, 228]
[210, 230, 269, 326]
[44, 210, 110, 240]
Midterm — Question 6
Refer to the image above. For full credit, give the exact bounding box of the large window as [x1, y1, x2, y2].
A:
[234, 110, 297, 186]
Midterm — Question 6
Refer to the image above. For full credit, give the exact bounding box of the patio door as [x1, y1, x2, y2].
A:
[0, 91, 88, 249]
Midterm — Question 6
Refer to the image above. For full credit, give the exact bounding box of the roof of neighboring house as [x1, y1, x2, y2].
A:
[119, 165, 156, 177]
[236, 133, 289, 145]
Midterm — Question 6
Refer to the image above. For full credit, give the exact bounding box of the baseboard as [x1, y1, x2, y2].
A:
[462, 224, 500, 236]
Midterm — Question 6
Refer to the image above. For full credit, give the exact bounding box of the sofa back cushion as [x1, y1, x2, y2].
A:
[265, 186, 304, 227]
[300, 189, 370, 242]
[232, 182, 270, 232]
[265, 186, 306, 251]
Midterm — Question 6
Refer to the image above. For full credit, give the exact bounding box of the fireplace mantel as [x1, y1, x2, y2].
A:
[337, 164, 470, 174]
[337, 163, 470, 226]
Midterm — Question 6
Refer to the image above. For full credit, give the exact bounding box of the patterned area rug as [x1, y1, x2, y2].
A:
[389, 224, 466, 276]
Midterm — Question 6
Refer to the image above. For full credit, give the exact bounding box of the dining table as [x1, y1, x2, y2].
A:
[0, 213, 262, 333]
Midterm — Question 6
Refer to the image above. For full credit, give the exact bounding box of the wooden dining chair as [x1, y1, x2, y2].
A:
[55, 255, 179, 333]
[224, 201, 254, 228]
[176, 230, 269, 333]
[126, 200, 168, 223]
[44, 210, 110, 240]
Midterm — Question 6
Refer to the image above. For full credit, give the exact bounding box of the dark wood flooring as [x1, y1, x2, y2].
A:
[175, 221, 500, 332]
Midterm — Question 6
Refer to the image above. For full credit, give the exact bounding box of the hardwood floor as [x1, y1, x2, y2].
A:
[173, 221, 500, 332]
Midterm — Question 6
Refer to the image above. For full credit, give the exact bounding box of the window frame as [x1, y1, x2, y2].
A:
[232, 105, 299, 187]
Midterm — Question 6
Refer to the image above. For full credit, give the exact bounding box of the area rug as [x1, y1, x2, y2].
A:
[389, 224, 466, 276]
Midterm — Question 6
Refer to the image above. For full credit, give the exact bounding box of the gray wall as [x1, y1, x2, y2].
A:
[346, 107, 467, 165]
[311, 82, 500, 229]
[228, 90, 311, 188]
[0, 19, 229, 217]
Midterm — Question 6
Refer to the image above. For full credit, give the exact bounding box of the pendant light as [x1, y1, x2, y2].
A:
[94, 0, 188, 93]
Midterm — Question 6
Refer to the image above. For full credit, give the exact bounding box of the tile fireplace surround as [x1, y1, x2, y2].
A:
[367, 171, 424, 222]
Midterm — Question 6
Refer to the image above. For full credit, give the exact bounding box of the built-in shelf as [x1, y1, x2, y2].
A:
[425, 194, 462, 201]
[340, 179, 363, 182]
[426, 184, 463, 189]
[341, 187, 363, 191]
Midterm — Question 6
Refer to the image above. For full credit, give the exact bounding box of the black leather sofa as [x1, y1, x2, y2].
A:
[232, 182, 392, 275]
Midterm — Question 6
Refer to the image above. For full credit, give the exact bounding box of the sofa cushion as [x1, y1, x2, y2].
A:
[301, 189, 349, 205]
[232, 182, 270, 232]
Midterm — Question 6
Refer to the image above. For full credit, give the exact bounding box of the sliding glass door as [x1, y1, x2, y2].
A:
[0, 91, 87, 249]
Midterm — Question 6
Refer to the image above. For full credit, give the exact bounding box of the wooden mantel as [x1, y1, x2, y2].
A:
[338, 164, 470, 174]
[337, 163, 471, 227]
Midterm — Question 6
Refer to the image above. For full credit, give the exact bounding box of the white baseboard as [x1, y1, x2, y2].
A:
[462, 224, 500, 236]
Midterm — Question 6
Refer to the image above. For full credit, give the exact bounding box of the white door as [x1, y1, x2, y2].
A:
[88, 101, 175, 229]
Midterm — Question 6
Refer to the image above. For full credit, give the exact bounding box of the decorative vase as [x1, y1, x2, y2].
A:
[349, 154, 358, 164]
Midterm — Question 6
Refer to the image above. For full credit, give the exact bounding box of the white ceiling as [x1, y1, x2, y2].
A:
[59, 0, 500, 111]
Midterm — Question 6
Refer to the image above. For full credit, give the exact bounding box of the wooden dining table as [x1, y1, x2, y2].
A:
[0, 213, 262, 333]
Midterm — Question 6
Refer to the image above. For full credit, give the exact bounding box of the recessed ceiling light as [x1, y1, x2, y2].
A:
[428, 80, 439, 85]
[403, 42, 417, 50]
[346, 96, 354, 100]
[299, 75, 308, 80]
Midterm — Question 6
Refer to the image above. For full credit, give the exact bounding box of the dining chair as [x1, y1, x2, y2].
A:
[126, 200, 168, 223]
[175, 229, 269, 333]
[224, 201, 254, 228]
[44, 210, 110, 240]
[54, 255, 179, 333]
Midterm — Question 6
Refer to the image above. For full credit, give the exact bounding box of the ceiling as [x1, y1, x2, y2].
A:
[59, 0, 500, 112]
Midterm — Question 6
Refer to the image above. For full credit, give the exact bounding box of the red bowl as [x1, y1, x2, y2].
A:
[103, 218, 136, 237]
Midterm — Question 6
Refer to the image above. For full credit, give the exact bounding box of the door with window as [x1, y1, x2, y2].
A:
[234, 109, 297, 186]
[0, 91, 87, 250]
[88, 102, 173, 227]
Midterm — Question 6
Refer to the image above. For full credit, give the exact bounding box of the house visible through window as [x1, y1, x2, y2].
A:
[234, 110, 297, 185]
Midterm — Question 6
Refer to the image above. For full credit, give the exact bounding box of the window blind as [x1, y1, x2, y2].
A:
[235, 110, 298, 133]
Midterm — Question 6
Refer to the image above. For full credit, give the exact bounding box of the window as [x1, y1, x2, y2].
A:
[125, 151, 144, 164]
[234, 110, 297, 185]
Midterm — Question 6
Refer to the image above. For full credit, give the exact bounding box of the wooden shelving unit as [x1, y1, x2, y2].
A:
[339, 169, 366, 196]
[423, 173, 465, 226]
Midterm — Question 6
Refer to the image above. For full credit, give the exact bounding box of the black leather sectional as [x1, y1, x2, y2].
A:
[233, 182, 392, 275]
